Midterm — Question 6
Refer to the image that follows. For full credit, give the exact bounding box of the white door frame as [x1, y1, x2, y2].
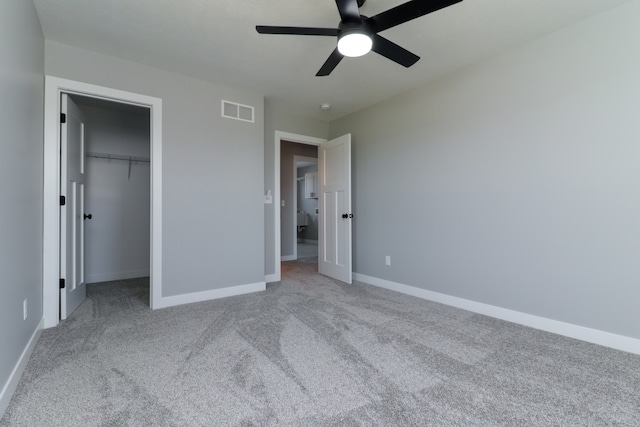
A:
[292, 155, 318, 260]
[43, 76, 163, 328]
[272, 131, 326, 282]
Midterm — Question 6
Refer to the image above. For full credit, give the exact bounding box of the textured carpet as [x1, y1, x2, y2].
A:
[2, 262, 640, 426]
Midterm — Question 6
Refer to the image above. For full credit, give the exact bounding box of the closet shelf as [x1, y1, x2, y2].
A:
[86, 151, 150, 163]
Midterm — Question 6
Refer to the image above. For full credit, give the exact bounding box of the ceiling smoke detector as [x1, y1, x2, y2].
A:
[320, 103, 331, 111]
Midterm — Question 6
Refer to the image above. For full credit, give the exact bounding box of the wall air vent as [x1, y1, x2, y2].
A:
[222, 100, 254, 123]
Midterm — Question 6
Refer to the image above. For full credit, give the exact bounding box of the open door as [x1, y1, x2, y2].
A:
[318, 133, 352, 283]
[60, 94, 87, 319]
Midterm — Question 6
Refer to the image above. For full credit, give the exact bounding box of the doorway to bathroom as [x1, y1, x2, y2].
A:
[294, 156, 319, 261]
[280, 140, 318, 263]
[272, 130, 352, 284]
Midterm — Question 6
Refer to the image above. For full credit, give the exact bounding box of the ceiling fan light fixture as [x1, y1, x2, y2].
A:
[337, 30, 372, 57]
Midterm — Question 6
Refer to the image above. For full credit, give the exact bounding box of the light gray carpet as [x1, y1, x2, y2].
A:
[2, 262, 639, 426]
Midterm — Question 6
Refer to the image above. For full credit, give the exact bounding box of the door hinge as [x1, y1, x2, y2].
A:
[59, 279, 65, 289]
[60, 113, 66, 123]
[60, 195, 66, 206]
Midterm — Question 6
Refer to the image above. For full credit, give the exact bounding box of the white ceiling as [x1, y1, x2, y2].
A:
[33, 0, 632, 121]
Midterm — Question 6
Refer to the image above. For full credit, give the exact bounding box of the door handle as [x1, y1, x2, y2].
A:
[341, 214, 353, 219]
[84, 214, 92, 220]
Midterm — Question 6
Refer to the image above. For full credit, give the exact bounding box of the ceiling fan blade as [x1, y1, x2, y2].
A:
[316, 49, 344, 76]
[372, 34, 419, 67]
[256, 26, 339, 36]
[335, 0, 362, 23]
[369, 0, 462, 33]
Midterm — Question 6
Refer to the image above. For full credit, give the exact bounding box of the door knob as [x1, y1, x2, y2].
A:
[84, 214, 92, 220]
[341, 214, 353, 219]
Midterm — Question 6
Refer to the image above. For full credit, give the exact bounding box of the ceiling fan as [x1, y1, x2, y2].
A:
[256, 0, 462, 76]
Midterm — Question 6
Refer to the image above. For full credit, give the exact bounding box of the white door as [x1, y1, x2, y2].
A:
[318, 133, 352, 283]
[60, 94, 87, 319]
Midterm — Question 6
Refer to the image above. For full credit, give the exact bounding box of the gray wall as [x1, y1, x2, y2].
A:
[0, 0, 44, 413]
[264, 103, 328, 275]
[280, 142, 318, 257]
[78, 103, 151, 283]
[297, 165, 319, 242]
[330, 1, 640, 339]
[46, 41, 265, 297]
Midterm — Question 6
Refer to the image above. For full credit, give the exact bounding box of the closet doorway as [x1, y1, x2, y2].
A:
[43, 76, 163, 328]
[72, 96, 151, 284]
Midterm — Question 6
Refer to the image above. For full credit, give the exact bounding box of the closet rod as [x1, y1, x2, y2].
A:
[86, 151, 150, 163]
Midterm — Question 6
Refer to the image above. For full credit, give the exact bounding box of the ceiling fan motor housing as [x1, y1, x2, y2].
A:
[338, 19, 373, 34]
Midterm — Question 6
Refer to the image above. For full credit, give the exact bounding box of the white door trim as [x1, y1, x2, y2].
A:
[272, 131, 326, 282]
[292, 155, 318, 260]
[43, 76, 163, 327]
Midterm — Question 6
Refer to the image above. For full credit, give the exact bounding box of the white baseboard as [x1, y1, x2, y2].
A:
[86, 269, 150, 284]
[281, 255, 296, 262]
[354, 273, 640, 355]
[0, 318, 44, 418]
[265, 274, 280, 283]
[153, 281, 266, 309]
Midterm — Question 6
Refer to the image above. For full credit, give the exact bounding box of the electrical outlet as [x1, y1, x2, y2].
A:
[23, 299, 27, 320]
[385, 256, 391, 266]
